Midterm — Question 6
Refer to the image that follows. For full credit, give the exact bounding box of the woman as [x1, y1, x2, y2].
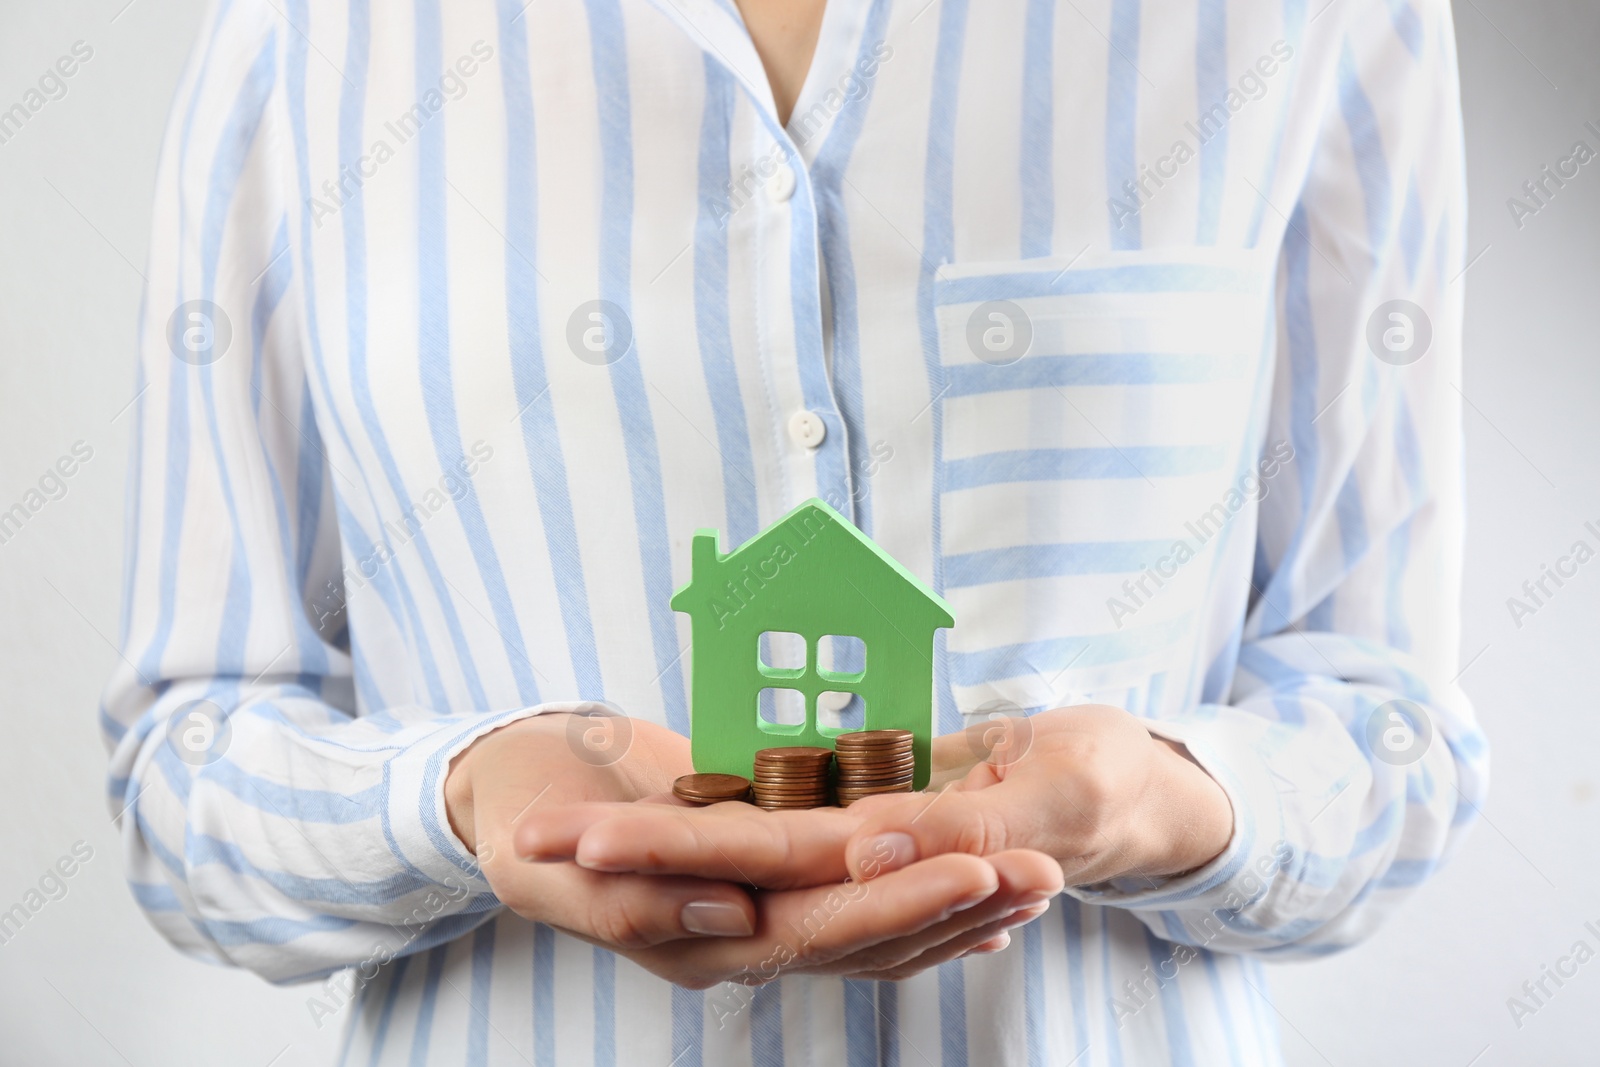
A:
[105, 0, 1485, 1062]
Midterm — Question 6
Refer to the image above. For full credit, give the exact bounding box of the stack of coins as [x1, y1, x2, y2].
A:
[672, 773, 752, 806]
[833, 729, 916, 805]
[752, 746, 834, 810]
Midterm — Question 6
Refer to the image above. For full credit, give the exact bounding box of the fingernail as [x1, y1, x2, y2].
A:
[1002, 903, 1051, 929]
[573, 841, 629, 873]
[946, 883, 996, 916]
[965, 932, 1011, 957]
[1013, 889, 1056, 909]
[517, 838, 568, 863]
[681, 900, 754, 937]
[854, 832, 917, 877]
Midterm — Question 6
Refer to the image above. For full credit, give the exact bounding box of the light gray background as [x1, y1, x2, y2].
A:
[0, 1, 1594, 1064]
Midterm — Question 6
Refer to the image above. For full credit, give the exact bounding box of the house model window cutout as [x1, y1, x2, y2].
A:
[670, 497, 955, 789]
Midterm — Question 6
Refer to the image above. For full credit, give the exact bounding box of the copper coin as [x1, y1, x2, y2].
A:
[754, 760, 833, 772]
[835, 756, 916, 771]
[756, 746, 835, 763]
[673, 773, 752, 803]
[833, 730, 913, 748]
[837, 782, 916, 796]
[835, 770, 914, 782]
[834, 742, 912, 755]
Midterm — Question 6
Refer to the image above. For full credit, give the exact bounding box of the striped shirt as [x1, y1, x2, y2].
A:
[102, 0, 1487, 1063]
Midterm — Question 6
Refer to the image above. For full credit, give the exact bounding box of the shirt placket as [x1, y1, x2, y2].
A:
[646, 0, 858, 520]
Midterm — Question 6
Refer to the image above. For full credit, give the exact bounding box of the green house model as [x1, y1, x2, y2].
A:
[670, 498, 954, 789]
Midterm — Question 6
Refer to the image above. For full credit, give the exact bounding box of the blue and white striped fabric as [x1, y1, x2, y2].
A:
[102, 0, 1486, 1062]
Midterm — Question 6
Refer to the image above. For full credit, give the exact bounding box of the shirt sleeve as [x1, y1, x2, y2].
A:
[1065, 0, 1489, 957]
[101, 0, 552, 984]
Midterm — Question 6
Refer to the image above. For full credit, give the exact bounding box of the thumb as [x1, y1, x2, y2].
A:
[843, 781, 1052, 881]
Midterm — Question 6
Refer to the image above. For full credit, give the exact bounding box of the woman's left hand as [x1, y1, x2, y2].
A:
[841, 704, 1234, 889]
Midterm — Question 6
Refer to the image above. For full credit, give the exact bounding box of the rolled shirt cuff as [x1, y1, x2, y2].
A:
[382, 700, 623, 894]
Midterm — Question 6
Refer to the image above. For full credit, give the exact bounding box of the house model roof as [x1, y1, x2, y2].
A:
[670, 497, 954, 628]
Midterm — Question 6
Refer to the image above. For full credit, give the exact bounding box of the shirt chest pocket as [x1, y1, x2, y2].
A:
[931, 249, 1277, 716]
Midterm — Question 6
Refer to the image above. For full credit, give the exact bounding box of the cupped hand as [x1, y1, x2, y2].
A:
[511, 730, 994, 886]
[518, 704, 1230, 890]
[446, 711, 760, 947]
[447, 712, 1063, 987]
[625, 846, 1062, 985]
[516, 705, 1230, 935]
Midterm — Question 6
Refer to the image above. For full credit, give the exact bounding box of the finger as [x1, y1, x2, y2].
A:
[514, 801, 643, 861]
[646, 852, 1001, 981]
[889, 903, 1044, 974]
[490, 858, 757, 948]
[926, 731, 982, 791]
[569, 803, 866, 888]
[848, 920, 1024, 979]
[813, 849, 1061, 978]
[848, 902, 1048, 979]
[513, 794, 703, 861]
[843, 781, 1061, 881]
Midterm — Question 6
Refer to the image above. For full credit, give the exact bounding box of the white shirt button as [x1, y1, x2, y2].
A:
[787, 410, 827, 449]
[766, 165, 797, 203]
